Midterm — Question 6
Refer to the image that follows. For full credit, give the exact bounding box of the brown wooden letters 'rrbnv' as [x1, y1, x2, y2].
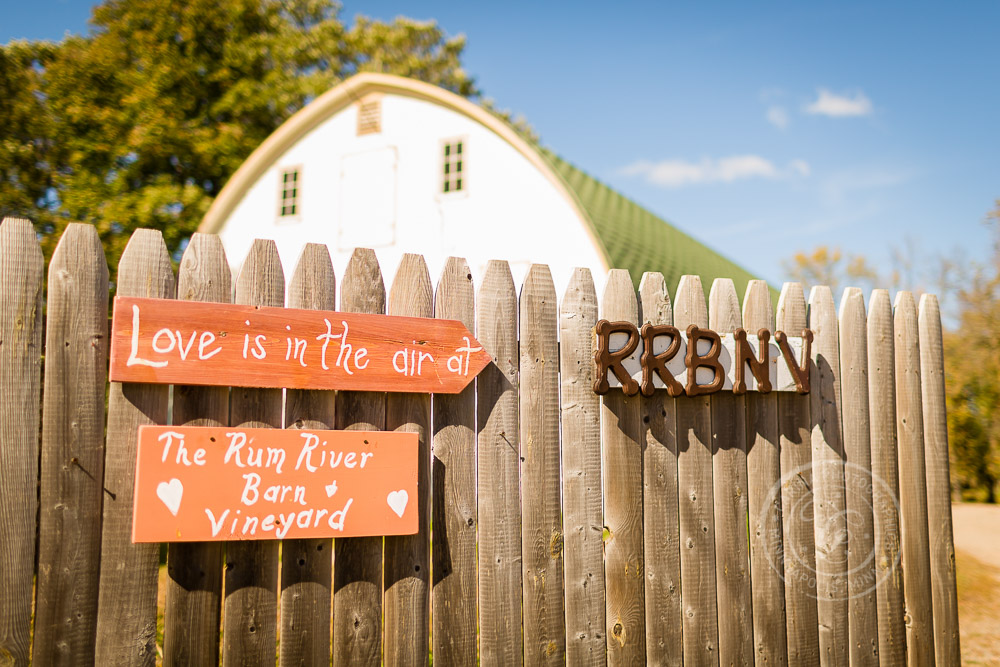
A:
[593, 319, 812, 397]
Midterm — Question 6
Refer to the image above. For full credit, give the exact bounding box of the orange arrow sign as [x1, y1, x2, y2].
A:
[132, 426, 417, 542]
[109, 296, 490, 394]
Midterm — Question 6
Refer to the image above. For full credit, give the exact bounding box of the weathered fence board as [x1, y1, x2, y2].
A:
[601, 269, 646, 665]
[476, 260, 523, 666]
[164, 233, 231, 666]
[807, 285, 848, 666]
[775, 283, 820, 664]
[332, 248, 386, 666]
[709, 278, 753, 667]
[0, 218, 44, 666]
[867, 289, 905, 665]
[674, 274, 719, 666]
[33, 224, 110, 665]
[280, 243, 336, 666]
[561, 268, 606, 666]
[432, 257, 478, 665]
[742, 279, 788, 665]
[894, 291, 935, 666]
[223, 239, 284, 665]
[638, 272, 682, 666]
[520, 264, 566, 664]
[96, 230, 175, 665]
[919, 293, 961, 665]
[384, 254, 432, 666]
[838, 287, 878, 666]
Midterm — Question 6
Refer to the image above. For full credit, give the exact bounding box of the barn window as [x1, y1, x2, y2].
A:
[357, 99, 381, 135]
[279, 168, 300, 218]
[442, 140, 464, 193]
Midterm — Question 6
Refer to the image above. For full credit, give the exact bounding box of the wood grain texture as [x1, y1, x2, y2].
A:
[432, 257, 478, 666]
[674, 275, 719, 667]
[223, 239, 284, 666]
[476, 260, 523, 666]
[806, 286, 848, 666]
[96, 230, 175, 666]
[164, 233, 231, 667]
[838, 288, 878, 666]
[0, 218, 44, 666]
[601, 269, 646, 666]
[742, 279, 787, 666]
[918, 294, 961, 666]
[332, 248, 386, 667]
[708, 279, 753, 667]
[561, 268, 606, 666]
[893, 291, 935, 667]
[33, 223, 110, 665]
[280, 243, 335, 667]
[384, 254, 432, 666]
[775, 283, 820, 664]
[638, 272, 681, 666]
[867, 289, 905, 665]
[519, 264, 565, 665]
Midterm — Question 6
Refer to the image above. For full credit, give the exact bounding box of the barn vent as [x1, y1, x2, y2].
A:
[357, 99, 382, 136]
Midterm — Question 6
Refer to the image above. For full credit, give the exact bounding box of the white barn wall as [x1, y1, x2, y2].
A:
[218, 93, 608, 295]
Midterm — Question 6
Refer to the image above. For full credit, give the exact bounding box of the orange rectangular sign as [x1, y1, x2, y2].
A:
[109, 296, 491, 394]
[132, 426, 418, 542]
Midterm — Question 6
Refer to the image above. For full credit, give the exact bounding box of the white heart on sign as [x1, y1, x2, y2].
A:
[387, 490, 408, 518]
[157, 478, 183, 516]
[325, 481, 338, 497]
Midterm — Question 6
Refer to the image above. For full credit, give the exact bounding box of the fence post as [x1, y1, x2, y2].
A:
[674, 275, 719, 667]
[33, 223, 110, 664]
[561, 268, 606, 666]
[223, 239, 284, 665]
[430, 257, 478, 665]
[867, 289, 905, 664]
[332, 248, 385, 666]
[164, 233, 231, 665]
[601, 268, 646, 664]
[476, 260, 522, 666]
[894, 291, 935, 665]
[743, 279, 788, 664]
[638, 271, 682, 665]
[776, 283, 819, 663]
[384, 254, 432, 665]
[839, 287, 878, 666]
[519, 264, 565, 664]
[280, 243, 336, 666]
[709, 278, 754, 666]
[918, 293, 961, 665]
[0, 217, 44, 666]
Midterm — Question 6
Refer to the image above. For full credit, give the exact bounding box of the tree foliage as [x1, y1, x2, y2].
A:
[943, 201, 1000, 501]
[0, 0, 478, 269]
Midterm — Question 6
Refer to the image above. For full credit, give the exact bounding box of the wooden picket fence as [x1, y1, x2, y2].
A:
[0, 218, 960, 666]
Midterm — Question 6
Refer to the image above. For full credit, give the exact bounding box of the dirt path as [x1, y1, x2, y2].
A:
[953, 503, 1000, 665]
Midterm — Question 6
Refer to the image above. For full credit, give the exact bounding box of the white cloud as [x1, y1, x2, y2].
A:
[766, 105, 789, 129]
[620, 155, 809, 188]
[805, 88, 873, 117]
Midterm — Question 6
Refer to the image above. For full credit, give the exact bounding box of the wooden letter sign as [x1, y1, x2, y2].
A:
[132, 426, 417, 542]
[109, 296, 491, 394]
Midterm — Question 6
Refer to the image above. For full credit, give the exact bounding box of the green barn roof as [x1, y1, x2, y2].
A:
[540, 149, 763, 299]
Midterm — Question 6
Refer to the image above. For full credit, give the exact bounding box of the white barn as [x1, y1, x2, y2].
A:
[200, 73, 758, 295]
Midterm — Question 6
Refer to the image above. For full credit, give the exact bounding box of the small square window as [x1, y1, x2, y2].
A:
[442, 140, 465, 194]
[279, 168, 300, 218]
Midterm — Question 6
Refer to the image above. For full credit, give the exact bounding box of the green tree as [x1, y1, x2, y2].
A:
[0, 0, 477, 269]
[944, 201, 1000, 501]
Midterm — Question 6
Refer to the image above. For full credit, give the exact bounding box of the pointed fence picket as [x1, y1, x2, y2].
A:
[0, 220, 964, 667]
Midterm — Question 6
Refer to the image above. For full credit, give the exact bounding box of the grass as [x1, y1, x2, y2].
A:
[956, 548, 1000, 665]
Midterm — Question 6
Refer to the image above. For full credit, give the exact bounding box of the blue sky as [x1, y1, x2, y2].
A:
[4, 1, 998, 289]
